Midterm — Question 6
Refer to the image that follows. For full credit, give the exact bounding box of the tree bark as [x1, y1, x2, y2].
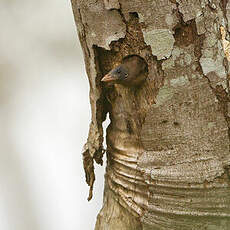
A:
[71, 0, 230, 229]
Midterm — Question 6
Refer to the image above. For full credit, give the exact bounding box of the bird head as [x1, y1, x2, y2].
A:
[101, 65, 129, 83]
[101, 55, 147, 86]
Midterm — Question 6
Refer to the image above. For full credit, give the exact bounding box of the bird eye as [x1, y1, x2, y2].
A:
[124, 73, 128, 78]
[117, 69, 121, 73]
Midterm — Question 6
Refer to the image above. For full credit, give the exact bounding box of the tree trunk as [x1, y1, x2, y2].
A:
[71, 0, 230, 229]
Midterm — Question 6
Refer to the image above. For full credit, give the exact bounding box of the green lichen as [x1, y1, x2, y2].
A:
[165, 14, 174, 26]
[205, 33, 217, 48]
[195, 15, 206, 35]
[191, 74, 196, 79]
[208, 122, 216, 129]
[162, 57, 175, 70]
[153, 86, 174, 107]
[179, 58, 184, 66]
[170, 75, 189, 87]
[184, 53, 192, 65]
[202, 49, 214, 58]
[137, 12, 144, 23]
[143, 29, 175, 60]
[172, 47, 181, 59]
[200, 57, 226, 78]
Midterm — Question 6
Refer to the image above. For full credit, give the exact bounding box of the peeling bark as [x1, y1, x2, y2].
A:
[71, 0, 230, 229]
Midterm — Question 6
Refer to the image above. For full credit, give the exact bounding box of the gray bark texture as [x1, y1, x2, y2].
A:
[71, 0, 230, 229]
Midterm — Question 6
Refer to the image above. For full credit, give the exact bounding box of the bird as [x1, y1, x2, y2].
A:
[101, 55, 147, 86]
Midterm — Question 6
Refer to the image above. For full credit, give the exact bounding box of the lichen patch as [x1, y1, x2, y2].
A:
[153, 86, 174, 107]
[143, 29, 175, 60]
[200, 57, 226, 78]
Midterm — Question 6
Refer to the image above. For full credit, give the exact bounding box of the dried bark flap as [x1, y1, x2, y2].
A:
[71, 0, 126, 200]
[82, 144, 95, 201]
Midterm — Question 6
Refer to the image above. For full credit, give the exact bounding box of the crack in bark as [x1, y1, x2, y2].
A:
[201, 72, 230, 164]
[195, 24, 230, 169]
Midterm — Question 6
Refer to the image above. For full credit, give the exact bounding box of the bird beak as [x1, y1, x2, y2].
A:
[101, 74, 116, 82]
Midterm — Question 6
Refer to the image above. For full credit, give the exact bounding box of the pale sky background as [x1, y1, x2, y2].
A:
[0, 0, 106, 229]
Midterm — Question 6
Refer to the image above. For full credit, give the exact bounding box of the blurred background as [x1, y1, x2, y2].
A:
[0, 0, 106, 229]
